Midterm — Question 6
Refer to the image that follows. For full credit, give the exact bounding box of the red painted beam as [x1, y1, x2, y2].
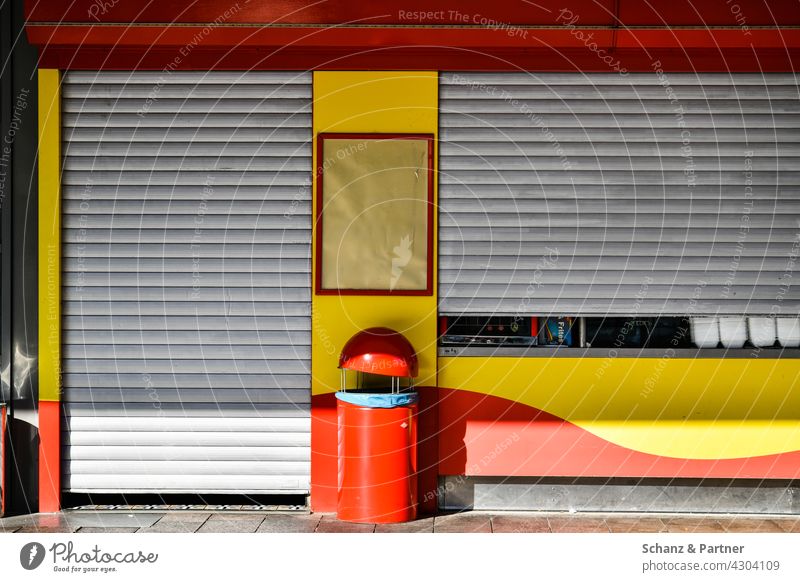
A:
[25, 24, 800, 71]
[25, 25, 800, 50]
[24, 0, 800, 26]
[618, 0, 800, 26]
[26, 25, 619, 49]
[618, 28, 800, 49]
[31, 47, 800, 72]
[22, 0, 605, 25]
[23, 0, 800, 70]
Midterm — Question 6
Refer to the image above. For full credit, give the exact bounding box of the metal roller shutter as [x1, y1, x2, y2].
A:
[61, 71, 312, 493]
[439, 72, 800, 316]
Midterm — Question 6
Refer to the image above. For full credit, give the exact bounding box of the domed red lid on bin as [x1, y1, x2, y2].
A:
[338, 327, 418, 378]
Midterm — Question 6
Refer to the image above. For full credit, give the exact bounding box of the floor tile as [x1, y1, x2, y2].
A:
[62, 512, 163, 529]
[773, 518, 800, 533]
[375, 516, 435, 533]
[77, 527, 140, 533]
[196, 514, 265, 533]
[9, 514, 78, 533]
[139, 521, 207, 533]
[491, 515, 550, 533]
[434, 513, 492, 533]
[139, 512, 210, 533]
[662, 518, 726, 533]
[606, 517, 667, 533]
[257, 514, 322, 533]
[155, 512, 212, 524]
[548, 517, 610, 533]
[314, 516, 375, 533]
[0, 516, 36, 533]
[716, 518, 785, 533]
[16, 525, 79, 533]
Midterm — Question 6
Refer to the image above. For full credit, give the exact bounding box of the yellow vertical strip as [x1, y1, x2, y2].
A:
[311, 71, 439, 394]
[38, 69, 61, 402]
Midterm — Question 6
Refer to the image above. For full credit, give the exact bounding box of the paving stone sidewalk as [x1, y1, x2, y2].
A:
[1, 511, 798, 534]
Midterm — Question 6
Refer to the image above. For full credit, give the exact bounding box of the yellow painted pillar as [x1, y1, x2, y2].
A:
[38, 68, 62, 512]
[310, 72, 439, 511]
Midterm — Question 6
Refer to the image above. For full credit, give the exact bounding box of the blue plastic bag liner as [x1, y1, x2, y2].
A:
[335, 391, 419, 409]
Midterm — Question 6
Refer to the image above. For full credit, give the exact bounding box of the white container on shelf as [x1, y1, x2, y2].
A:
[719, 317, 747, 348]
[777, 318, 800, 347]
[691, 317, 720, 348]
[747, 317, 776, 348]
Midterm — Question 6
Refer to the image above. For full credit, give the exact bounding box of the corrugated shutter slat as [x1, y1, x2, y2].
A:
[61, 71, 312, 494]
[439, 72, 800, 316]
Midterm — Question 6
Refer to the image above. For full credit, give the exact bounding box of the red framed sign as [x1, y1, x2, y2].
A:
[315, 133, 435, 296]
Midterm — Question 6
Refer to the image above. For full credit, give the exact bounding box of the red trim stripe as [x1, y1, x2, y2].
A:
[38, 401, 61, 513]
[24, 0, 800, 27]
[311, 393, 339, 513]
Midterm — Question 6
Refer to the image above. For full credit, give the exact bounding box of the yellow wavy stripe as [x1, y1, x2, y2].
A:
[438, 356, 800, 459]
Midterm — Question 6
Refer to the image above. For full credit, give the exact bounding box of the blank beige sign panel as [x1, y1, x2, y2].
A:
[320, 137, 430, 292]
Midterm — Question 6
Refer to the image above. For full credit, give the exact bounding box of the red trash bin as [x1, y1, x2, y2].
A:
[335, 327, 419, 524]
[337, 391, 418, 523]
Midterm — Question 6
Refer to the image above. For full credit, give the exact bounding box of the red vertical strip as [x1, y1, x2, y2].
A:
[38, 400, 61, 513]
[310, 393, 338, 512]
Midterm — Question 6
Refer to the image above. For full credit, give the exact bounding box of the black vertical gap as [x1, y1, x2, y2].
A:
[1, 0, 13, 392]
[609, 0, 620, 54]
[0, 0, 15, 516]
[3, 0, 40, 515]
